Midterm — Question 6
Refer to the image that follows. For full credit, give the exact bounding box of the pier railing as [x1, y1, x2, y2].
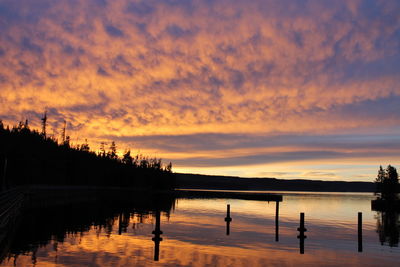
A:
[0, 187, 26, 230]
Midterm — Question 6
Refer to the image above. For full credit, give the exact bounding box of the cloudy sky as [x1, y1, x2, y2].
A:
[1, 0, 399, 181]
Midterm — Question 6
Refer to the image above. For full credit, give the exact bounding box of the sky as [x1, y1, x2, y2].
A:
[0, 0, 399, 181]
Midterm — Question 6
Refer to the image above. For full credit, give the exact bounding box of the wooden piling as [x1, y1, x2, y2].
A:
[297, 212, 307, 254]
[152, 210, 163, 261]
[225, 204, 232, 235]
[275, 201, 279, 242]
[298, 213, 306, 232]
[358, 212, 362, 252]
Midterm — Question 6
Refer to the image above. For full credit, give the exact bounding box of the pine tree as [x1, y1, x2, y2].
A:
[166, 162, 172, 173]
[107, 141, 118, 160]
[375, 166, 385, 196]
[99, 142, 106, 157]
[61, 120, 66, 143]
[41, 110, 47, 137]
[122, 150, 133, 165]
[80, 139, 90, 152]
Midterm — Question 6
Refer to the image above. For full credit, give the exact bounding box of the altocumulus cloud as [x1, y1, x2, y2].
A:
[0, 0, 399, 179]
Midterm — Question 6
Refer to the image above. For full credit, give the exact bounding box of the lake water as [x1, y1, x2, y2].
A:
[1, 191, 399, 266]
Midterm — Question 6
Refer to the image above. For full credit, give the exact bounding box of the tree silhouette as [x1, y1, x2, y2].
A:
[61, 120, 66, 143]
[375, 165, 399, 201]
[0, 117, 174, 190]
[79, 139, 90, 152]
[166, 162, 172, 172]
[99, 142, 107, 158]
[41, 110, 47, 137]
[107, 141, 118, 160]
[122, 150, 133, 165]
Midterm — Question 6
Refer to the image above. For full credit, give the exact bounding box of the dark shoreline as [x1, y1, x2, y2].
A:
[174, 173, 376, 193]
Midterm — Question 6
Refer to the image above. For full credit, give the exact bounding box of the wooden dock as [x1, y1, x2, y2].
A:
[0, 187, 26, 228]
[371, 198, 400, 211]
[0, 187, 27, 261]
[173, 189, 283, 201]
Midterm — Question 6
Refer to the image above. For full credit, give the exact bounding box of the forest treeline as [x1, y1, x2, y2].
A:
[0, 118, 175, 190]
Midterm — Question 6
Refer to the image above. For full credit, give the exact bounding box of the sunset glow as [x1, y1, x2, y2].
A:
[1, 0, 399, 180]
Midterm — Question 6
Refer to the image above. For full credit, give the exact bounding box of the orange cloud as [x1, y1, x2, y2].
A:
[0, 0, 399, 179]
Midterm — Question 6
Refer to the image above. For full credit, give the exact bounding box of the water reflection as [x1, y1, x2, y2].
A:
[152, 210, 163, 261]
[275, 201, 279, 242]
[376, 210, 400, 247]
[225, 204, 232, 236]
[118, 212, 131, 235]
[297, 212, 307, 254]
[358, 212, 363, 252]
[0, 189, 175, 265]
[1, 191, 400, 266]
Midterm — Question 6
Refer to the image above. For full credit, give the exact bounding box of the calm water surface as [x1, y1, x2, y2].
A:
[1, 191, 399, 266]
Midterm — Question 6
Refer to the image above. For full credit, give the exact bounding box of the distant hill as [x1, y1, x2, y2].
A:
[175, 173, 375, 192]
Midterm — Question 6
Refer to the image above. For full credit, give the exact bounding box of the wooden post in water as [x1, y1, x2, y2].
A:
[152, 210, 163, 261]
[297, 212, 307, 254]
[275, 201, 279, 242]
[225, 204, 232, 235]
[358, 212, 363, 252]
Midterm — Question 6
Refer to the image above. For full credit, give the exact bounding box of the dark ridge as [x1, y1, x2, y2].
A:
[0, 119, 174, 190]
[175, 173, 376, 192]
